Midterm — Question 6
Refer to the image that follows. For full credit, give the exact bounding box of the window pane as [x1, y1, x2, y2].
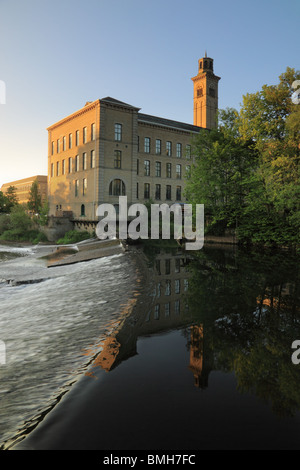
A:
[155, 184, 161, 200]
[155, 161, 161, 177]
[166, 163, 172, 178]
[176, 143, 182, 158]
[144, 160, 150, 176]
[166, 141, 172, 156]
[114, 150, 122, 169]
[91, 150, 95, 168]
[144, 137, 150, 153]
[156, 139, 161, 154]
[115, 123, 122, 141]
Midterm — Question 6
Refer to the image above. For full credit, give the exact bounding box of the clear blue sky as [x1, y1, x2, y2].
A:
[0, 0, 299, 187]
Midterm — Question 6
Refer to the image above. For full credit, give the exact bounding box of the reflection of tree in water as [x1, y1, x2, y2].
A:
[185, 246, 300, 417]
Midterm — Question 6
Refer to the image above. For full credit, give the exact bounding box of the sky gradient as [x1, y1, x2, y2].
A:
[0, 0, 299, 187]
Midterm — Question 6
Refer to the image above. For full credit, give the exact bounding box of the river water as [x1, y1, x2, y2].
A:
[0, 243, 140, 449]
[0, 242, 300, 450]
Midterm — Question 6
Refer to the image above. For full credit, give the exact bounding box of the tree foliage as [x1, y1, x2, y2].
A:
[186, 68, 300, 248]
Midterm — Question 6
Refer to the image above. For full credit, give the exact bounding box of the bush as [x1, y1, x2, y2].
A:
[56, 230, 91, 245]
[0, 214, 10, 235]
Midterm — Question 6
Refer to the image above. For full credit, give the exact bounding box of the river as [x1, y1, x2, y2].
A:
[0, 241, 300, 450]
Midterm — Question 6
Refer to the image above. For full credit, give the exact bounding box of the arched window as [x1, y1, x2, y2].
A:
[81, 204, 85, 216]
[109, 179, 126, 196]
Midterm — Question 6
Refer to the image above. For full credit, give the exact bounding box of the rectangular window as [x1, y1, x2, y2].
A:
[115, 123, 122, 141]
[82, 152, 87, 170]
[176, 143, 182, 158]
[57, 139, 60, 153]
[83, 127, 87, 144]
[114, 150, 122, 169]
[165, 302, 170, 317]
[186, 165, 191, 178]
[62, 159, 66, 175]
[144, 160, 150, 176]
[75, 180, 79, 197]
[176, 185, 182, 201]
[144, 183, 150, 199]
[175, 258, 181, 273]
[166, 185, 171, 200]
[176, 164, 182, 179]
[83, 178, 87, 195]
[175, 279, 180, 294]
[165, 259, 170, 275]
[56, 161, 59, 176]
[186, 144, 191, 159]
[91, 123, 95, 141]
[166, 141, 172, 156]
[155, 161, 161, 177]
[156, 139, 161, 155]
[154, 304, 160, 320]
[156, 260, 161, 275]
[175, 299, 180, 315]
[136, 182, 139, 199]
[51, 141, 54, 155]
[144, 137, 150, 153]
[51, 163, 54, 177]
[68, 157, 72, 173]
[91, 150, 95, 168]
[137, 159, 139, 175]
[63, 136, 66, 151]
[165, 280, 171, 296]
[155, 184, 161, 200]
[69, 133, 72, 149]
[166, 163, 172, 178]
[76, 130, 79, 146]
[75, 155, 79, 172]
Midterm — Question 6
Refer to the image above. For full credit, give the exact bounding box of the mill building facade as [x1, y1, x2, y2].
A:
[47, 55, 220, 224]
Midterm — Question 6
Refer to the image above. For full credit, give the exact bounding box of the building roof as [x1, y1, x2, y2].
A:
[101, 96, 140, 111]
[138, 113, 202, 133]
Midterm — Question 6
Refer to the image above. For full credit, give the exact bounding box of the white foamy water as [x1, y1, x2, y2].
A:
[0, 245, 138, 448]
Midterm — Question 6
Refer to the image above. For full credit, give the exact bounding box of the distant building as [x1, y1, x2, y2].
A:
[1, 175, 47, 206]
[47, 55, 220, 222]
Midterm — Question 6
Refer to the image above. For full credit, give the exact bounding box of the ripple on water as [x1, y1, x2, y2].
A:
[0, 252, 138, 448]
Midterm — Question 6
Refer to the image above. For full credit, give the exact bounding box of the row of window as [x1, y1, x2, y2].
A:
[140, 183, 182, 201]
[156, 257, 183, 275]
[149, 299, 188, 321]
[139, 137, 191, 158]
[51, 124, 96, 155]
[51, 151, 96, 176]
[115, 124, 192, 159]
[51, 122, 192, 161]
[155, 278, 189, 297]
[139, 160, 190, 179]
[109, 178, 183, 201]
[74, 178, 88, 197]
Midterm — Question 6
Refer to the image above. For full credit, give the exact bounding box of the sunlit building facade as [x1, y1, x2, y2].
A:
[1, 175, 47, 206]
[47, 55, 220, 221]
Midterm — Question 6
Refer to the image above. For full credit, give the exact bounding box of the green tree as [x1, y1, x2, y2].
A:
[238, 67, 300, 247]
[27, 179, 42, 214]
[0, 186, 18, 213]
[185, 108, 256, 235]
[187, 68, 300, 248]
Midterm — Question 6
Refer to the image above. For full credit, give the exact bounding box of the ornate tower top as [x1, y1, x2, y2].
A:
[191, 54, 221, 129]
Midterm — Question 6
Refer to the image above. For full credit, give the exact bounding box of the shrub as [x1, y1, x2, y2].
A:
[56, 230, 91, 245]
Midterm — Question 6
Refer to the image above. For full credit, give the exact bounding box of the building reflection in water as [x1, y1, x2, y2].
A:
[87, 244, 300, 416]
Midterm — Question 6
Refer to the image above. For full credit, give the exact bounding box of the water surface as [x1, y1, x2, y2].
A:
[12, 243, 300, 450]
